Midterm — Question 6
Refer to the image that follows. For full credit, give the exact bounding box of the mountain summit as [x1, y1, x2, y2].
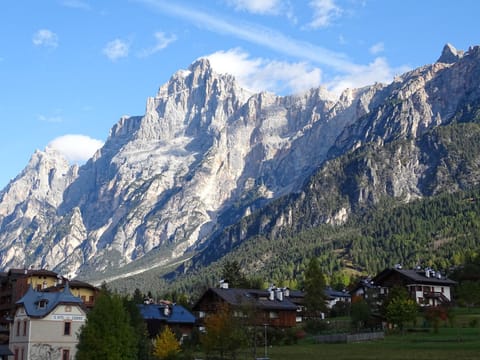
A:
[1, 46, 480, 284]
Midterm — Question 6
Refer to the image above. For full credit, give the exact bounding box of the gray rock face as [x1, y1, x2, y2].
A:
[0, 46, 479, 282]
[437, 43, 464, 63]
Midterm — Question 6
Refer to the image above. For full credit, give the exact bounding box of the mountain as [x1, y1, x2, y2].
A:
[1, 44, 480, 286]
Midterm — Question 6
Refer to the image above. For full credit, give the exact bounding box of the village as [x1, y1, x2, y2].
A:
[0, 262, 462, 360]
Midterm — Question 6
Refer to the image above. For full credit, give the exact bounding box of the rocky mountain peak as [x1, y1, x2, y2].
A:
[437, 43, 464, 63]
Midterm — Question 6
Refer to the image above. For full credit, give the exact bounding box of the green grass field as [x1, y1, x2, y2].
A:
[265, 327, 480, 360]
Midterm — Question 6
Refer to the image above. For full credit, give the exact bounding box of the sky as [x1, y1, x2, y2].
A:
[0, 0, 479, 189]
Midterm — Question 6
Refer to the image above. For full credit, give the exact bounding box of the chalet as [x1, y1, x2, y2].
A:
[9, 283, 86, 360]
[193, 285, 301, 328]
[371, 267, 457, 306]
[138, 301, 196, 339]
[324, 287, 351, 309]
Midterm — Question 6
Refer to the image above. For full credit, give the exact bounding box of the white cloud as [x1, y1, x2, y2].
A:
[138, 32, 177, 58]
[38, 114, 63, 123]
[103, 39, 129, 61]
[32, 29, 59, 48]
[206, 48, 323, 94]
[369, 42, 384, 55]
[60, 0, 91, 10]
[307, 0, 342, 29]
[47, 134, 104, 163]
[226, 0, 282, 14]
[326, 57, 410, 95]
[140, 0, 357, 73]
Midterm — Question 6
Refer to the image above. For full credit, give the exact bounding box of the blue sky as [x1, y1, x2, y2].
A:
[0, 0, 478, 189]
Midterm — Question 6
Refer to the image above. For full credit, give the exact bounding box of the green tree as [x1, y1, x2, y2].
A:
[456, 280, 480, 308]
[221, 260, 248, 288]
[350, 299, 370, 329]
[153, 327, 180, 360]
[303, 257, 327, 317]
[386, 297, 417, 333]
[124, 296, 152, 360]
[77, 291, 138, 360]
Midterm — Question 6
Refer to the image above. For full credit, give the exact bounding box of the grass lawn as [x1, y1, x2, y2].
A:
[265, 327, 480, 360]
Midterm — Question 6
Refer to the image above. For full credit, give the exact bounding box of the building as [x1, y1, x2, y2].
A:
[324, 287, 351, 309]
[46, 280, 99, 310]
[138, 300, 196, 339]
[371, 267, 457, 306]
[9, 283, 86, 360]
[193, 285, 301, 328]
[0, 269, 63, 339]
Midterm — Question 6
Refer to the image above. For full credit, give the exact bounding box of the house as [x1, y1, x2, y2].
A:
[371, 267, 457, 306]
[0, 268, 64, 341]
[45, 279, 99, 310]
[9, 283, 86, 360]
[193, 285, 301, 328]
[324, 287, 351, 309]
[138, 300, 196, 338]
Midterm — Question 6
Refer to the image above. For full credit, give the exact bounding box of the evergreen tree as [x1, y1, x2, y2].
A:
[303, 257, 327, 317]
[77, 291, 138, 360]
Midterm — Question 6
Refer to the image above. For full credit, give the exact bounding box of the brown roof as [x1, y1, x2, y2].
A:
[195, 287, 299, 311]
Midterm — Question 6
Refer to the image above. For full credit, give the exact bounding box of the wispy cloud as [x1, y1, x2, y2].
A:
[32, 29, 59, 48]
[60, 0, 91, 10]
[139, 0, 407, 96]
[225, 0, 282, 14]
[138, 0, 359, 73]
[103, 39, 130, 61]
[207, 48, 322, 94]
[138, 32, 177, 58]
[47, 134, 104, 163]
[306, 0, 342, 29]
[38, 114, 63, 123]
[327, 57, 410, 95]
[369, 42, 384, 55]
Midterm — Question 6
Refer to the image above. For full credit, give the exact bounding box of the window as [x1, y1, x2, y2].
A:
[89, 295, 94, 303]
[21, 348, 24, 360]
[23, 319, 27, 336]
[62, 349, 70, 360]
[14, 348, 19, 360]
[269, 311, 279, 319]
[16, 320, 20, 336]
[81, 295, 86, 302]
[64, 322, 71, 336]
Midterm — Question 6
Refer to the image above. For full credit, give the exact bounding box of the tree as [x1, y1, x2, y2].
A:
[303, 257, 327, 317]
[124, 296, 152, 360]
[153, 327, 180, 360]
[201, 303, 246, 359]
[221, 260, 248, 288]
[385, 297, 417, 333]
[350, 298, 371, 330]
[77, 291, 138, 360]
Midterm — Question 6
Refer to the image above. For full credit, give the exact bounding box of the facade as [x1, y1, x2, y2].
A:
[9, 284, 86, 360]
[371, 267, 457, 306]
[138, 301, 196, 338]
[193, 285, 301, 328]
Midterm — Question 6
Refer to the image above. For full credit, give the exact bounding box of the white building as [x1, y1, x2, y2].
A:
[9, 283, 86, 360]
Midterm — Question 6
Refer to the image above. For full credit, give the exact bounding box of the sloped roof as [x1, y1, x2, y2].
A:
[373, 268, 457, 286]
[138, 303, 195, 324]
[324, 287, 351, 299]
[16, 283, 83, 318]
[199, 288, 298, 311]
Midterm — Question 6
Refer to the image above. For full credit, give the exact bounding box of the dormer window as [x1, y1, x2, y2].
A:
[36, 299, 48, 309]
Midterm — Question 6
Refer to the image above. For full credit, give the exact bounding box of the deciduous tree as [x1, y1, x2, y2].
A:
[153, 327, 180, 360]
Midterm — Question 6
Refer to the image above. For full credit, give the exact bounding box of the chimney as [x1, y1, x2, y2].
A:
[283, 287, 290, 297]
[269, 288, 275, 301]
[219, 280, 229, 289]
[276, 289, 283, 301]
